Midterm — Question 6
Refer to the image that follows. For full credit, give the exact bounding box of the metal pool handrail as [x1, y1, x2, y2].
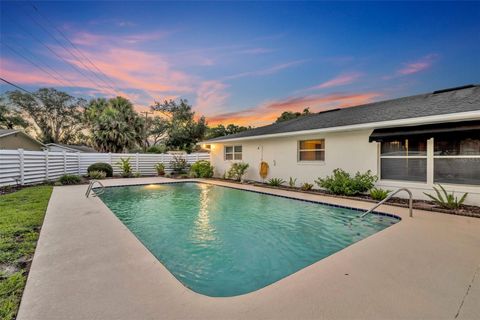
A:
[85, 180, 105, 198]
[359, 188, 413, 218]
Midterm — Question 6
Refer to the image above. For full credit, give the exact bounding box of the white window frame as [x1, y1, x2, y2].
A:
[379, 138, 428, 182]
[433, 136, 480, 185]
[224, 145, 242, 161]
[297, 139, 325, 162]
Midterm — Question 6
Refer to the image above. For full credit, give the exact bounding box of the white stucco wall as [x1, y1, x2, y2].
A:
[209, 129, 480, 206]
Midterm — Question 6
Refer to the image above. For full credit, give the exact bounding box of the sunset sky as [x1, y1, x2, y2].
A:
[1, 1, 479, 126]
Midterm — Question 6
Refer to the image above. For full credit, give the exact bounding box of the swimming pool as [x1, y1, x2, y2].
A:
[98, 182, 399, 297]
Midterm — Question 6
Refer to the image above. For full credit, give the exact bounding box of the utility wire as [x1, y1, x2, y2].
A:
[1, 35, 77, 88]
[1, 41, 71, 88]
[29, 1, 122, 95]
[16, 7, 118, 96]
[0, 77, 35, 95]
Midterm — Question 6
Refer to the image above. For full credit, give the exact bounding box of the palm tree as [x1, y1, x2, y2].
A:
[84, 97, 144, 153]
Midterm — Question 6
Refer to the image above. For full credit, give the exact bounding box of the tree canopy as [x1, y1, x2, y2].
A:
[84, 97, 144, 153]
[206, 123, 251, 139]
[151, 99, 207, 153]
[5, 88, 85, 143]
[0, 97, 29, 130]
[275, 107, 311, 123]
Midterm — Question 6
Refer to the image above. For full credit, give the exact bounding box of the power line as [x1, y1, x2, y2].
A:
[1, 41, 72, 88]
[15, 6, 118, 96]
[29, 1, 122, 95]
[3, 14, 105, 91]
[1, 35, 77, 88]
[0, 77, 35, 95]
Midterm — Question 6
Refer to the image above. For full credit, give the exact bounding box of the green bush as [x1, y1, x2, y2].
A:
[227, 162, 249, 181]
[301, 182, 314, 191]
[170, 155, 189, 174]
[87, 162, 113, 177]
[190, 160, 214, 178]
[154, 163, 165, 176]
[424, 185, 468, 210]
[147, 145, 167, 154]
[116, 157, 132, 178]
[59, 174, 81, 185]
[267, 178, 285, 187]
[88, 170, 106, 179]
[370, 188, 391, 201]
[315, 169, 377, 196]
[288, 177, 297, 188]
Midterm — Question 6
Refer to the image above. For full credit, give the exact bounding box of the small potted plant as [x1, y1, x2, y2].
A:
[154, 163, 165, 176]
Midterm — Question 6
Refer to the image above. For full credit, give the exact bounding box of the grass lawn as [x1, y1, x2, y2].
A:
[0, 185, 53, 320]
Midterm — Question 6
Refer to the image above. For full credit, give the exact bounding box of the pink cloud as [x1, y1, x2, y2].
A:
[385, 54, 439, 79]
[207, 92, 381, 126]
[195, 80, 230, 115]
[306, 72, 362, 91]
[223, 59, 307, 80]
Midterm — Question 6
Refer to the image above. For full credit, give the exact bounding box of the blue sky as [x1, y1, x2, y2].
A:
[1, 1, 479, 125]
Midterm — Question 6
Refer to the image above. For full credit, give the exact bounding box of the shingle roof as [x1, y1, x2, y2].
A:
[206, 84, 480, 142]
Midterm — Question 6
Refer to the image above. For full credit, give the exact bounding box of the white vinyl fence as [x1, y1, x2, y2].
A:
[0, 149, 209, 187]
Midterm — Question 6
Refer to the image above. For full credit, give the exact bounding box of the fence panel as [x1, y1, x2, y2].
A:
[0, 149, 210, 187]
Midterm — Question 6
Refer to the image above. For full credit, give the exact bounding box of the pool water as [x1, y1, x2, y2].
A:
[98, 182, 399, 297]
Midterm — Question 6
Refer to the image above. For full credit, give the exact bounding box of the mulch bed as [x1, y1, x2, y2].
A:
[208, 178, 480, 218]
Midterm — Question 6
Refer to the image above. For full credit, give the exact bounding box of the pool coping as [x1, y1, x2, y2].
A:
[18, 177, 480, 320]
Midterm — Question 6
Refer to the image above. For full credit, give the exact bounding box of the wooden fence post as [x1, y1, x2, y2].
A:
[19, 148, 25, 185]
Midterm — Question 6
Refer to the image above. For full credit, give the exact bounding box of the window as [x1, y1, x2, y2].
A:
[434, 134, 480, 185]
[224, 145, 242, 160]
[298, 139, 325, 161]
[380, 137, 427, 182]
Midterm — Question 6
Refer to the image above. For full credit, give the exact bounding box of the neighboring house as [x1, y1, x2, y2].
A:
[0, 129, 45, 151]
[46, 143, 98, 153]
[203, 85, 480, 205]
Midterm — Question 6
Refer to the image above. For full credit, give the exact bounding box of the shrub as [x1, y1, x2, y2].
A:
[301, 182, 314, 191]
[227, 162, 249, 181]
[146, 145, 167, 154]
[267, 178, 285, 187]
[116, 157, 132, 178]
[315, 169, 377, 196]
[190, 160, 214, 178]
[154, 163, 165, 176]
[170, 155, 189, 174]
[87, 162, 113, 177]
[288, 177, 297, 188]
[59, 174, 81, 185]
[370, 188, 391, 201]
[88, 170, 106, 179]
[424, 185, 468, 210]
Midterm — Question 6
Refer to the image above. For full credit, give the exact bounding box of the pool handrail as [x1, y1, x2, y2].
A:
[85, 180, 105, 198]
[359, 188, 413, 218]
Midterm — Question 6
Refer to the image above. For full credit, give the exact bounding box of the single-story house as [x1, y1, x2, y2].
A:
[203, 84, 480, 205]
[0, 129, 45, 151]
[46, 143, 97, 153]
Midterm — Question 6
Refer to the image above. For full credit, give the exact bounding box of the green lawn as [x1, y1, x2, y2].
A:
[0, 186, 53, 320]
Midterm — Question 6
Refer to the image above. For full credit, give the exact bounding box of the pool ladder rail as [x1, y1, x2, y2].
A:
[85, 180, 105, 198]
[359, 188, 413, 219]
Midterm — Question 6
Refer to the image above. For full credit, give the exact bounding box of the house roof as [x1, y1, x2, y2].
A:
[0, 129, 45, 147]
[0, 129, 19, 138]
[46, 143, 98, 153]
[205, 84, 480, 142]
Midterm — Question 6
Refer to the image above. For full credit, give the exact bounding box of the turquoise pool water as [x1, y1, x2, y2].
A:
[98, 182, 399, 297]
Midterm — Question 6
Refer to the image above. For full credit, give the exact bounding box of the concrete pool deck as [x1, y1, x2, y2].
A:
[18, 177, 480, 320]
